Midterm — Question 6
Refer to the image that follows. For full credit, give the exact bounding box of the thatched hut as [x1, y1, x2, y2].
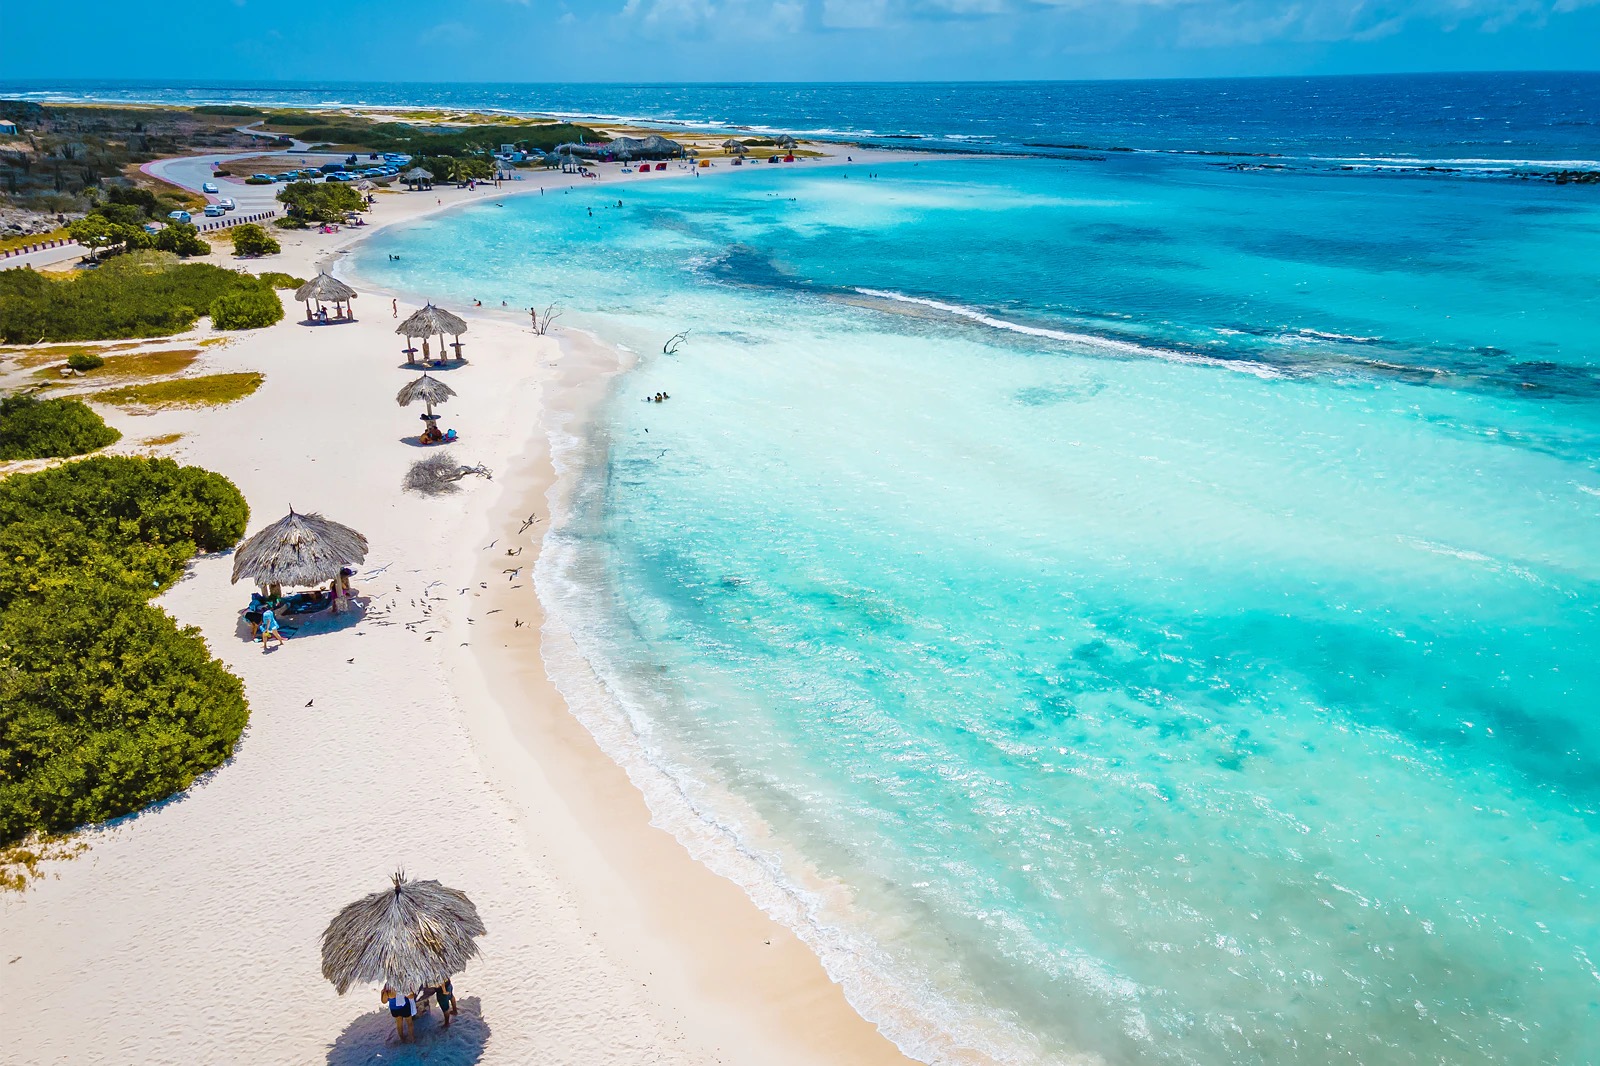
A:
[402, 167, 434, 190]
[295, 272, 357, 323]
[321, 871, 486, 996]
[777, 135, 798, 150]
[397, 303, 469, 365]
[230, 508, 369, 599]
[721, 138, 748, 156]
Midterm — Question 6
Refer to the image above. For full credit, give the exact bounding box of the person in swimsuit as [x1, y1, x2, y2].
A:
[259, 606, 287, 648]
[382, 986, 417, 1043]
[432, 978, 457, 1027]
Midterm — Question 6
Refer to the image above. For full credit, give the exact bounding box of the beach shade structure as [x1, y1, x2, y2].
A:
[295, 272, 358, 324]
[321, 870, 486, 996]
[721, 139, 748, 156]
[396, 372, 457, 420]
[230, 508, 369, 598]
[402, 167, 434, 190]
[777, 135, 798, 150]
[397, 302, 469, 366]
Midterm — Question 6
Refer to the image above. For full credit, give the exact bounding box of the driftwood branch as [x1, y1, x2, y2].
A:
[403, 454, 494, 496]
[662, 330, 689, 355]
[535, 303, 562, 336]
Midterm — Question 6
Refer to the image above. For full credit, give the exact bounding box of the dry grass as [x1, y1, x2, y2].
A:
[0, 227, 71, 254]
[28, 348, 199, 382]
[1, 835, 88, 893]
[92, 371, 263, 410]
[1, 343, 141, 368]
[140, 432, 185, 447]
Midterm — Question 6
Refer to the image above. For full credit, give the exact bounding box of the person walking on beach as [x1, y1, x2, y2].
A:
[529, 307, 537, 332]
[391, 298, 397, 318]
[259, 606, 287, 649]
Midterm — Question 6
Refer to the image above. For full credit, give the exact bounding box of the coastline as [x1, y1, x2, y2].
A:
[2, 145, 928, 1065]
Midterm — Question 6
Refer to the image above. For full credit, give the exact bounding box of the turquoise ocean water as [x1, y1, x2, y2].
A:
[355, 156, 1600, 1064]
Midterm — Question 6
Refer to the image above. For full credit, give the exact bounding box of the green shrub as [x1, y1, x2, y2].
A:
[66, 351, 105, 371]
[0, 259, 264, 342]
[0, 456, 251, 843]
[192, 105, 262, 117]
[210, 287, 283, 330]
[230, 223, 280, 258]
[0, 394, 121, 460]
[258, 271, 305, 290]
[154, 221, 210, 258]
[244, 176, 274, 186]
[273, 216, 308, 230]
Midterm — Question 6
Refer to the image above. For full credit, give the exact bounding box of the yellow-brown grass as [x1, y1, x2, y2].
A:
[92, 371, 263, 410]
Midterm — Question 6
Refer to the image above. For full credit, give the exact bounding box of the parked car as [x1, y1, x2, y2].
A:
[319, 162, 344, 173]
[167, 210, 192, 224]
[251, 173, 275, 182]
[203, 204, 226, 217]
[218, 198, 236, 211]
[274, 173, 295, 182]
[202, 181, 219, 194]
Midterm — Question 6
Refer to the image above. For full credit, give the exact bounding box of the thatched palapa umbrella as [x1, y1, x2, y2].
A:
[295, 271, 357, 323]
[721, 138, 748, 156]
[777, 134, 798, 151]
[396, 373, 456, 419]
[231, 508, 369, 598]
[398, 302, 469, 365]
[403, 167, 434, 190]
[321, 870, 486, 996]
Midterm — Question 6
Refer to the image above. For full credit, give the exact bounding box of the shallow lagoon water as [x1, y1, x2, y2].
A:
[357, 157, 1600, 1064]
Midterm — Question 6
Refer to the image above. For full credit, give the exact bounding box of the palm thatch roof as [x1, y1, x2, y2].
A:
[395, 373, 457, 409]
[721, 139, 748, 154]
[397, 303, 468, 340]
[230, 509, 369, 587]
[321, 871, 486, 995]
[403, 167, 434, 180]
[777, 135, 798, 149]
[295, 272, 356, 303]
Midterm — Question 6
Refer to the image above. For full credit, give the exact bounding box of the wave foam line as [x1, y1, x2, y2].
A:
[854, 288, 1286, 379]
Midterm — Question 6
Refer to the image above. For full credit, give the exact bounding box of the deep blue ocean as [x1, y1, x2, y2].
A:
[23, 76, 1598, 1064]
[4, 73, 1599, 172]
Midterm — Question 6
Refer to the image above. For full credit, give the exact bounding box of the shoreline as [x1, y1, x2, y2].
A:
[2, 144, 930, 1065]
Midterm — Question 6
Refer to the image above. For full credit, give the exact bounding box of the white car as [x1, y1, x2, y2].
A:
[218, 198, 236, 212]
[203, 204, 226, 217]
[202, 181, 219, 194]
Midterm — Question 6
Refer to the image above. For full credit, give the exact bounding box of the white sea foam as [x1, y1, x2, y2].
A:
[854, 288, 1286, 379]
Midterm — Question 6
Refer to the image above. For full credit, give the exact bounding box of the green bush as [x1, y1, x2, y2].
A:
[0, 259, 265, 342]
[66, 351, 105, 371]
[154, 221, 210, 258]
[210, 287, 283, 330]
[258, 271, 305, 290]
[230, 223, 280, 258]
[192, 105, 262, 117]
[0, 456, 250, 843]
[244, 176, 274, 186]
[0, 394, 121, 460]
[273, 216, 308, 230]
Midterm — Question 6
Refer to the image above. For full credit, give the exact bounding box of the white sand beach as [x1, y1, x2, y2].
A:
[1, 149, 935, 1065]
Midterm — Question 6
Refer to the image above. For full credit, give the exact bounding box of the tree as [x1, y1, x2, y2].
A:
[153, 221, 209, 258]
[67, 214, 115, 259]
[275, 180, 363, 223]
[229, 222, 280, 258]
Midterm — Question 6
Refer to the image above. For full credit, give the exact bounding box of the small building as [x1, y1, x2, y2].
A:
[0, 120, 20, 136]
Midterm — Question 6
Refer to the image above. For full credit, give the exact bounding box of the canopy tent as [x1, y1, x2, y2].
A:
[294, 272, 357, 323]
[397, 303, 469, 365]
[230, 508, 369, 598]
[321, 871, 486, 996]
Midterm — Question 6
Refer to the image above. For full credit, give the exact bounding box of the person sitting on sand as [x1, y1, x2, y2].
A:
[259, 606, 287, 648]
[383, 986, 417, 1043]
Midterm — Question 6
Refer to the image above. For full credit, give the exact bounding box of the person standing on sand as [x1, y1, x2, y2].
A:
[529, 307, 537, 331]
[382, 986, 417, 1043]
[391, 298, 397, 318]
[259, 606, 287, 649]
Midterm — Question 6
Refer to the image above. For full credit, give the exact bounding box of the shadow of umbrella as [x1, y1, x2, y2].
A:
[326, 996, 489, 1065]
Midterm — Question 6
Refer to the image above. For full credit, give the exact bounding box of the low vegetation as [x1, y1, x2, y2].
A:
[0, 393, 121, 460]
[210, 288, 284, 330]
[275, 181, 365, 223]
[92, 371, 263, 409]
[66, 351, 104, 371]
[0, 456, 250, 845]
[0, 254, 278, 343]
[229, 223, 280, 258]
[259, 271, 305, 290]
[258, 111, 598, 158]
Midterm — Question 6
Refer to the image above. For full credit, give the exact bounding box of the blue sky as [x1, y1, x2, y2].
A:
[4, 0, 1598, 81]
